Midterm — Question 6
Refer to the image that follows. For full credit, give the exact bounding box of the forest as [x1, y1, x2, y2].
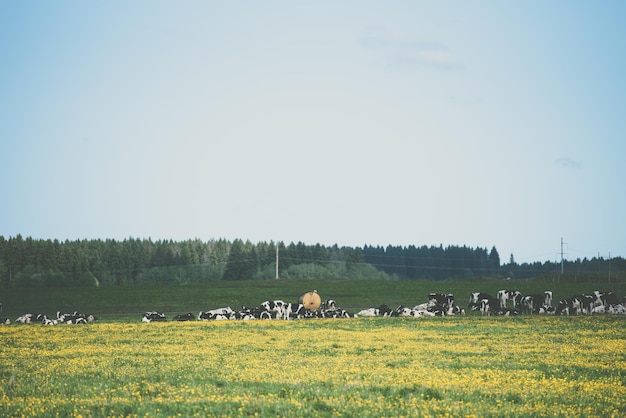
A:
[0, 235, 622, 287]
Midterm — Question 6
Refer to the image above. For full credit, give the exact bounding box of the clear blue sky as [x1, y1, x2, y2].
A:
[1, 1, 624, 263]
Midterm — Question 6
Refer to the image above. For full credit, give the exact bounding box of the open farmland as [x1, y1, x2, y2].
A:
[1, 316, 625, 417]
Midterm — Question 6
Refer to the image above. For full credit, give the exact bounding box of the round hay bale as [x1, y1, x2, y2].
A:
[301, 290, 321, 311]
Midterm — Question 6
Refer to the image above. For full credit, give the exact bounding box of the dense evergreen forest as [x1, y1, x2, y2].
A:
[0, 235, 623, 288]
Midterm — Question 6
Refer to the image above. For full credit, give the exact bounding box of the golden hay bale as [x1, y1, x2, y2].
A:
[300, 290, 321, 311]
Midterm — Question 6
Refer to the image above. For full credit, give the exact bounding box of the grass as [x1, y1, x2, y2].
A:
[2, 277, 625, 321]
[1, 316, 625, 417]
[1, 279, 625, 416]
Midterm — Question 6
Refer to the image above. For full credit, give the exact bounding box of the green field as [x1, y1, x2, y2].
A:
[1, 279, 625, 417]
[2, 277, 624, 321]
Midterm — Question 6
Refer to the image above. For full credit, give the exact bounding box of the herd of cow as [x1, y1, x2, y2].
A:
[142, 299, 354, 322]
[2, 289, 625, 325]
[0, 303, 97, 325]
[141, 288, 626, 322]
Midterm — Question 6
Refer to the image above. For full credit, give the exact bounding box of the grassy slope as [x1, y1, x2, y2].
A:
[2, 277, 625, 321]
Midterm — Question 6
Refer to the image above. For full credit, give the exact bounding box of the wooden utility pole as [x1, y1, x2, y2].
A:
[275, 243, 279, 280]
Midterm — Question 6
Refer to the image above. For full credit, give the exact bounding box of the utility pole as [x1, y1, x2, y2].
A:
[609, 251, 611, 284]
[560, 237, 566, 275]
[275, 243, 279, 280]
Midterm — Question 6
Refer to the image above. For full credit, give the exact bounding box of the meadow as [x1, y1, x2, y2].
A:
[1, 279, 626, 417]
[1, 317, 625, 417]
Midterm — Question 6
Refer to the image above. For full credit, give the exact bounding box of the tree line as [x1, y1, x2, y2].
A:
[0, 235, 623, 287]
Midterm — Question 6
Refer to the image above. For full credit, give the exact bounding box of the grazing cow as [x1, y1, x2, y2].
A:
[591, 305, 606, 314]
[261, 300, 287, 320]
[429, 293, 454, 307]
[497, 308, 520, 316]
[508, 291, 522, 308]
[555, 299, 574, 315]
[15, 314, 34, 324]
[57, 311, 91, 324]
[38, 314, 58, 325]
[284, 303, 306, 320]
[198, 307, 235, 321]
[555, 295, 593, 315]
[544, 291, 553, 307]
[576, 294, 596, 314]
[321, 308, 353, 318]
[356, 307, 379, 317]
[497, 290, 515, 308]
[594, 291, 619, 308]
[356, 304, 393, 317]
[174, 313, 195, 321]
[142, 311, 166, 322]
[322, 300, 338, 311]
[395, 305, 414, 317]
[469, 292, 492, 309]
[479, 298, 501, 316]
[521, 295, 543, 314]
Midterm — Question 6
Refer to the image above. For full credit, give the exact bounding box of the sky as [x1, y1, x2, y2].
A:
[1, 1, 625, 264]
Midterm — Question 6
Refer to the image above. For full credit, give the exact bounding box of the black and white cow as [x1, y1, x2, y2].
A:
[15, 313, 34, 324]
[469, 292, 492, 310]
[261, 300, 288, 320]
[497, 290, 521, 308]
[497, 290, 508, 308]
[322, 300, 338, 311]
[142, 311, 166, 322]
[198, 307, 234, 321]
[174, 313, 195, 321]
[555, 298, 574, 315]
[479, 297, 501, 316]
[594, 291, 619, 308]
[544, 291, 553, 307]
[356, 304, 393, 317]
[57, 311, 92, 324]
[520, 294, 544, 314]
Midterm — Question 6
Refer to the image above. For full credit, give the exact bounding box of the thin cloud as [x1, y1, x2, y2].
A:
[361, 26, 462, 70]
[555, 158, 584, 169]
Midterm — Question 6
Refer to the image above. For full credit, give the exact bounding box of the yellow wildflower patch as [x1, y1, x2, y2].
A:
[0, 317, 625, 417]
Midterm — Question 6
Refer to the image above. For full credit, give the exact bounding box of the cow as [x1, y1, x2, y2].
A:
[321, 309, 353, 318]
[575, 294, 596, 314]
[429, 293, 454, 307]
[284, 303, 306, 320]
[479, 298, 501, 316]
[555, 299, 574, 316]
[198, 307, 234, 321]
[174, 313, 195, 321]
[497, 290, 515, 308]
[15, 314, 34, 324]
[356, 307, 379, 317]
[356, 304, 392, 317]
[544, 291, 553, 307]
[57, 311, 92, 324]
[594, 291, 619, 308]
[261, 300, 287, 320]
[469, 292, 492, 309]
[520, 295, 543, 314]
[142, 311, 166, 322]
[322, 300, 338, 311]
[38, 314, 58, 325]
